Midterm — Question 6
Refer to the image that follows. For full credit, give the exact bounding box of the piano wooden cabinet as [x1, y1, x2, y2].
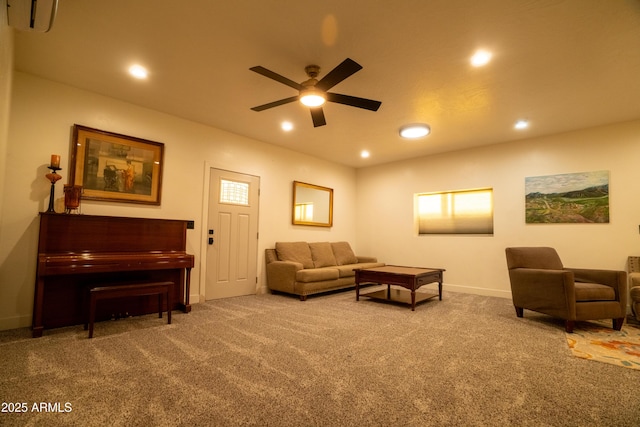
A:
[33, 212, 195, 338]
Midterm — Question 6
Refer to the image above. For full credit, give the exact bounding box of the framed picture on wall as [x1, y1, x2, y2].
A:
[69, 124, 165, 205]
[525, 170, 609, 223]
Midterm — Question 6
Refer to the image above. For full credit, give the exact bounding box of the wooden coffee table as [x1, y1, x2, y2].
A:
[354, 265, 445, 311]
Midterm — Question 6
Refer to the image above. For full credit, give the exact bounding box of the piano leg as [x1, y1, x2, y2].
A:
[32, 277, 45, 338]
[179, 267, 192, 313]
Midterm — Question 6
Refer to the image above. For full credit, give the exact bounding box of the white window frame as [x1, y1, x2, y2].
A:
[219, 179, 250, 206]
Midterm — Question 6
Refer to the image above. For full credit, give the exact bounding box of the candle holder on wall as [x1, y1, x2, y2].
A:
[45, 166, 62, 213]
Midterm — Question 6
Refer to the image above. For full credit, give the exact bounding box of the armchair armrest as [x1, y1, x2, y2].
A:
[565, 268, 625, 287]
[566, 268, 627, 304]
[508, 268, 576, 316]
[630, 272, 640, 288]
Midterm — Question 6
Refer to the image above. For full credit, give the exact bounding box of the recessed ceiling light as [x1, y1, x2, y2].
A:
[514, 120, 529, 130]
[470, 50, 492, 67]
[128, 64, 148, 79]
[399, 123, 431, 139]
[361, 150, 370, 158]
[281, 121, 293, 131]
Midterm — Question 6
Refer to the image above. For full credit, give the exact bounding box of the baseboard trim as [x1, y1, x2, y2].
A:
[443, 283, 512, 299]
[0, 314, 32, 331]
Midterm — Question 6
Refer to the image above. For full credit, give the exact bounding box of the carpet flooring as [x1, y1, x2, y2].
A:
[1, 288, 639, 426]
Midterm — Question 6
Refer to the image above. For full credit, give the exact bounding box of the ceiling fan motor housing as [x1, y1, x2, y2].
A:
[304, 65, 321, 79]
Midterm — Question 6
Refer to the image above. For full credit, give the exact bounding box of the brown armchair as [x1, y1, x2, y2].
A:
[505, 247, 627, 333]
[628, 256, 640, 321]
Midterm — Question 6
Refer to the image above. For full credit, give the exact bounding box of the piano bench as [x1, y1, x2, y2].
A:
[84, 281, 174, 338]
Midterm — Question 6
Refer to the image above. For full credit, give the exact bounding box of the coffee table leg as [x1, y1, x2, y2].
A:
[438, 282, 442, 300]
[356, 281, 360, 301]
[411, 290, 416, 311]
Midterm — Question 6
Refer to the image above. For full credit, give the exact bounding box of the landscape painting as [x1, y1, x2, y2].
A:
[525, 170, 609, 223]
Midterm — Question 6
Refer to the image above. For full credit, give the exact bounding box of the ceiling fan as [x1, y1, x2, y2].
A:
[249, 58, 382, 127]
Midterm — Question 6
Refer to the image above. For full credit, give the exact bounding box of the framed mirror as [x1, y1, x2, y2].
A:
[292, 181, 333, 227]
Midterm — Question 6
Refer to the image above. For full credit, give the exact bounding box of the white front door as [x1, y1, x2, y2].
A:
[205, 168, 260, 300]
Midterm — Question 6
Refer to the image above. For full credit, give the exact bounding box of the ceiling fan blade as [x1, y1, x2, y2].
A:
[310, 107, 326, 127]
[249, 66, 304, 91]
[326, 93, 382, 111]
[251, 96, 298, 112]
[315, 58, 363, 92]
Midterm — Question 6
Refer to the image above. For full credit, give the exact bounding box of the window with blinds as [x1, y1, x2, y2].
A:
[219, 179, 250, 205]
[416, 188, 494, 235]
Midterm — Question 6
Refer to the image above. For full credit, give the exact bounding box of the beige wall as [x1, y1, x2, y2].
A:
[356, 120, 640, 297]
[0, 72, 357, 330]
[0, 1, 13, 238]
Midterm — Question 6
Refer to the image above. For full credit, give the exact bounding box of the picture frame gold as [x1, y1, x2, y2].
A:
[292, 181, 333, 227]
[69, 124, 164, 205]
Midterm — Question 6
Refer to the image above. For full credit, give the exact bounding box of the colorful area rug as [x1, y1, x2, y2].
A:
[566, 319, 640, 370]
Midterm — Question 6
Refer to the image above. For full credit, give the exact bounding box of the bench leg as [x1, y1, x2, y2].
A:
[83, 287, 89, 331]
[167, 288, 172, 325]
[88, 294, 97, 339]
[158, 288, 172, 324]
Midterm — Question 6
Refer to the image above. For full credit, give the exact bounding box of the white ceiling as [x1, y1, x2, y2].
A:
[11, 0, 640, 168]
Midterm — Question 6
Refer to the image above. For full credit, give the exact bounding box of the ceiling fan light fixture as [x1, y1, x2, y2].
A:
[250, 58, 381, 127]
[299, 89, 326, 107]
[399, 123, 430, 139]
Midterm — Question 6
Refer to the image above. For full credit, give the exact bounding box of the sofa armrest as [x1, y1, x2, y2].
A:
[266, 261, 304, 294]
[357, 256, 377, 263]
[265, 248, 278, 264]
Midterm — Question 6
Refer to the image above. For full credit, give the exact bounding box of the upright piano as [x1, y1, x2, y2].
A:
[33, 213, 195, 337]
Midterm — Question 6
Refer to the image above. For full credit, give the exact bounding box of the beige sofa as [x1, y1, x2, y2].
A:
[265, 241, 384, 300]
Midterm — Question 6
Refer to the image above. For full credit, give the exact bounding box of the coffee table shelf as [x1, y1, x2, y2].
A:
[354, 265, 445, 311]
[360, 287, 439, 307]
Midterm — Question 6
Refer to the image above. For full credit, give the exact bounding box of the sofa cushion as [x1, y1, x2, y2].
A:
[331, 241, 358, 265]
[309, 242, 337, 268]
[276, 242, 314, 269]
[574, 282, 616, 301]
[335, 262, 386, 278]
[296, 267, 340, 283]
